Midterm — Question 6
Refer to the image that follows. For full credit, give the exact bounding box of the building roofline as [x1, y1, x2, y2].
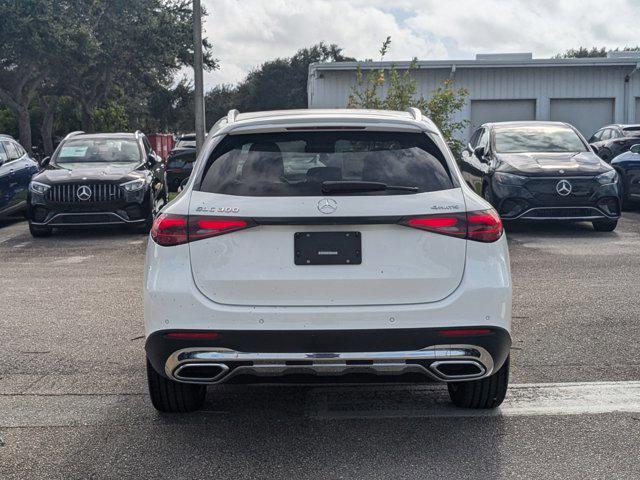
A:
[309, 57, 640, 72]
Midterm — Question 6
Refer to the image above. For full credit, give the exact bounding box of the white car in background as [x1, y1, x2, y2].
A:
[144, 108, 512, 413]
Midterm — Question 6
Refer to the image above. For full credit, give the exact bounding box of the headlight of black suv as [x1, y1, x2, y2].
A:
[120, 178, 147, 192]
[493, 172, 529, 186]
[596, 170, 617, 185]
[29, 181, 51, 195]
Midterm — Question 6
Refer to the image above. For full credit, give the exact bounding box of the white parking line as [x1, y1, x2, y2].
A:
[306, 381, 640, 419]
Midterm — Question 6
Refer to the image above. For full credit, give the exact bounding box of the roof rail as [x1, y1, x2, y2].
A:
[227, 109, 240, 124]
[63, 131, 85, 141]
[407, 107, 422, 122]
[134, 130, 142, 138]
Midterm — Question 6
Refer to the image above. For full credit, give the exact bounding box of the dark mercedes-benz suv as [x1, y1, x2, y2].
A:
[460, 121, 620, 231]
[27, 131, 167, 237]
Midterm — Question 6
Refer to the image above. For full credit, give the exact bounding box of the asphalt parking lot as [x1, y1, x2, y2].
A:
[1, 215, 639, 479]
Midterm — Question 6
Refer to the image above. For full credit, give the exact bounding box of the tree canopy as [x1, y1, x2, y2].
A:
[0, 0, 215, 153]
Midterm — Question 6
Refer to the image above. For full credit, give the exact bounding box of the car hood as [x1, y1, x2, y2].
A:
[611, 151, 640, 164]
[496, 151, 609, 176]
[33, 162, 145, 184]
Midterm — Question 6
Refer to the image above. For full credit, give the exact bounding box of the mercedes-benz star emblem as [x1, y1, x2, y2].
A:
[77, 185, 92, 201]
[556, 180, 572, 196]
[317, 198, 338, 214]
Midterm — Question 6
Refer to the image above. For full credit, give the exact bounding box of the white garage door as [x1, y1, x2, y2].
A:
[635, 98, 640, 123]
[550, 98, 614, 138]
[470, 99, 536, 132]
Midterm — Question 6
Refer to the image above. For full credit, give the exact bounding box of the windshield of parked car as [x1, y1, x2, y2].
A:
[54, 138, 142, 167]
[494, 126, 588, 153]
[198, 131, 454, 196]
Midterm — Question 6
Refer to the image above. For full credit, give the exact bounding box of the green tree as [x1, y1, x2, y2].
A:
[0, 0, 64, 152]
[347, 37, 469, 155]
[555, 46, 640, 58]
[60, 0, 217, 132]
[234, 42, 354, 111]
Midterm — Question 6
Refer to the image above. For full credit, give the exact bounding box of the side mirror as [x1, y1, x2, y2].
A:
[146, 154, 157, 168]
[590, 144, 599, 155]
[473, 146, 487, 161]
[40, 156, 51, 169]
[630, 144, 640, 154]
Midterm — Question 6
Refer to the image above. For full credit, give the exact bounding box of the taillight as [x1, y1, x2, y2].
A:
[151, 214, 188, 246]
[400, 209, 502, 242]
[401, 213, 467, 238]
[467, 209, 503, 242]
[151, 214, 255, 246]
[189, 216, 253, 241]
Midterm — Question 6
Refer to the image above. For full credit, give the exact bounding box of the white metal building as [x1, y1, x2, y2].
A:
[307, 52, 640, 141]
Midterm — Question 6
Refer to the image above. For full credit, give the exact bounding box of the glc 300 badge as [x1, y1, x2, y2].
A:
[77, 185, 92, 201]
[556, 179, 572, 196]
[195, 206, 240, 213]
[317, 198, 338, 214]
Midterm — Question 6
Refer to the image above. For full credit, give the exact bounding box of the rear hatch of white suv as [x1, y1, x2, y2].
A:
[187, 130, 468, 307]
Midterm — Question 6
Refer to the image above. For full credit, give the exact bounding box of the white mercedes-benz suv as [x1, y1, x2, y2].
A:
[144, 108, 512, 413]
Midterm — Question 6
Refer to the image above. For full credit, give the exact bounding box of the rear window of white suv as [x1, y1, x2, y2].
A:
[198, 131, 455, 196]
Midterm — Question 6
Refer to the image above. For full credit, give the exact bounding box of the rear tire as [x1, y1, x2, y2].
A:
[447, 356, 509, 409]
[592, 219, 618, 232]
[28, 221, 52, 238]
[146, 359, 206, 413]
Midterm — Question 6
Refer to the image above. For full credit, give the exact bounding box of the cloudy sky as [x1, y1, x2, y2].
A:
[201, 0, 640, 88]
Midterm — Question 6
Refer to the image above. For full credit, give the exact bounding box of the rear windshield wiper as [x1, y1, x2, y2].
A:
[321, 181, 419, 194]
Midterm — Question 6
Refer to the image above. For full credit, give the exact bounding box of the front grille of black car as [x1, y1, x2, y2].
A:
[47, 184, 124, 203]
[525, 177, 597, 196]
[55, 213, 123, 224]
[523, 207, 601, 218]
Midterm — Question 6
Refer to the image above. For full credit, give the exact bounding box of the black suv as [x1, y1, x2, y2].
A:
[27, 131, 167, 237]
[166, 133, 198, 191]
[589, 124, 640, 162]
[459, 121, 620, 231]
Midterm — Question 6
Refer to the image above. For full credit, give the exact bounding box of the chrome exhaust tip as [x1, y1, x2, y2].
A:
[430, 360, 486, 380]
[173, 363, 229, 383]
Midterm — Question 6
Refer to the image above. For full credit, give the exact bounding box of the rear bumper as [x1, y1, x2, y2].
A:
[146, 327, 511, 384]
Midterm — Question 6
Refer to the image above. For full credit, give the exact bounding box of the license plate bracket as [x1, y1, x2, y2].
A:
[294, 231, 362, 265]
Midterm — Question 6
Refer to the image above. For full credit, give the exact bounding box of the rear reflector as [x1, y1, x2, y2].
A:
[165, 332, 219, 340]
[400, 209, 503, 242]
[151, 214, 255, 246]
[438, 328, 492, 336]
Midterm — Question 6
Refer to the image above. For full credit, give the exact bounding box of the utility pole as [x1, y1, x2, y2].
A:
[193, 0, 206, 154]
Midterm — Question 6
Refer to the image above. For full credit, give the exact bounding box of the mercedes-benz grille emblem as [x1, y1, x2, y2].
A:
[317, 198, 338, 214]
[556, 179, 572, 196]
[77, 185, 92, 201]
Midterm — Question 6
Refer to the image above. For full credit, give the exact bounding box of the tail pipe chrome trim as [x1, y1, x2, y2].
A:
[165, 344, 494, 385]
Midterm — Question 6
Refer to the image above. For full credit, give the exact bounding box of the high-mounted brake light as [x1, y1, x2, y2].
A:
[151, 214, 255, 246]
[400, 209, 503, 242]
